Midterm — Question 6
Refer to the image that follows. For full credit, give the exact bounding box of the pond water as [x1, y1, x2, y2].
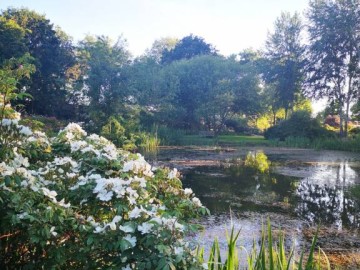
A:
[145, 146, 360, 266]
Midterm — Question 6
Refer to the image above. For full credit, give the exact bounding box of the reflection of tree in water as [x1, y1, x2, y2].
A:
[295, 181, 359, 229]
[223, 151, 297, 201]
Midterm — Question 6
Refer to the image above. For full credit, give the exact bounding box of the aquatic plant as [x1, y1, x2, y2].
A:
[201, 220, 330, 270]
[244, 151, 270, 174]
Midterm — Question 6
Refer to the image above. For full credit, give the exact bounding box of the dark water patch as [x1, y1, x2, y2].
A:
[182, 165, 299, 215]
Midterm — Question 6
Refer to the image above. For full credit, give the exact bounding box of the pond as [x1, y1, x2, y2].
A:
[145, 146, 360, 267]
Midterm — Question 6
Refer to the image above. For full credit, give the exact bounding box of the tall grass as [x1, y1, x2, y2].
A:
[140, 135, 160, 152]
[199, 220, 330, 270]
[313, 137, 360, 152]
[268, 136, 360, 152]
[156, 126, 188, 145]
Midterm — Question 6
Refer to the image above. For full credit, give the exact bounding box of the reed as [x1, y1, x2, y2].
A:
[140, 134, 160, 152]
[202, 220, 330, 270]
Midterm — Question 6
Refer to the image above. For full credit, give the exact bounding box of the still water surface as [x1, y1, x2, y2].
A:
[146, 146, 360, 256]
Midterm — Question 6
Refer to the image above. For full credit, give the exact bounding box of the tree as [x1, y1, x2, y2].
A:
[0, 16, 27, 64]
[232, 50, 263, 119]
[160, 55, 234, 130]
[197, 80, 235, 133]
[305, 0, 360, 137]
[262, 12, 304, 119]
[145, 37, 178, 63]
[77, 35, 132, 130]
[161, 34, 217, 64]
[2, 8, 77, 118]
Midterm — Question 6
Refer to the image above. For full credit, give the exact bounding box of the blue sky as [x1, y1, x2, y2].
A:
[1, 0, 309, 57]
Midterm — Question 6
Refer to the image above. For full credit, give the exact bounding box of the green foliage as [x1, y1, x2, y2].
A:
[2, 8, 77, 118]
[146, 37, 179, 63]
[312, 136, 360, 152]
[0, 16, 27, 63]
[100, 116, 126, 146]
[136, 132, 160, 152]
[262, 12, 304, 118]
[0, 56, 35, 160]
[20, 115, 66, 136]
[0, 112, 208, 269]
[99, 115, 160, 152]
[78, 35, 132, 125]
[264, 111, 332, 141]
[161, 34, 217, 64]
[305, 0, 360, 137]
[224, 117, 251, 134]
[204, 221, 329, 270]
[156, 126, 186, 145]
[244, 151, 270, 174]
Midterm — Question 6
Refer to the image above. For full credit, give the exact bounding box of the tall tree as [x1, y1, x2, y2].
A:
[2, 8, 77, 118]
[161, 34, 217, 64]
[233, 50, 263, 118]
[0, 16, 27, 64]
[160, 55, 230, 129]
[78, 35, 131, 130]
[305, 0, 360, 137]
[263, 12, 304, 119]
[145, 37, 178, 63]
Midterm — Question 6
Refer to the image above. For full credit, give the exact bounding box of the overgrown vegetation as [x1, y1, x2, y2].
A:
[198, 222, 330, 270]
[264, 111, 333, 141]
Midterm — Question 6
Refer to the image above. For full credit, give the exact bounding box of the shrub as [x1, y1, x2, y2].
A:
[0, 117, 208, 269]
[20, 115, 67, 136]
[244, 151, 270, 173]
[100, 116, 127, 146]
[224, 118, 252, 134]
[264, 111, 333, 141]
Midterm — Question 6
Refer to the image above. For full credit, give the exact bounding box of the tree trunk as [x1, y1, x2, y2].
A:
[272, 110, 276, 126]
[344, 96, 351, 138]
[344, 77, 353, 138]
[339, 109, 344, 137]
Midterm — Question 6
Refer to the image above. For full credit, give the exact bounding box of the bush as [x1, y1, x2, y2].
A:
[264, 111, 333, 141]
[20, 115, 67, 136]
[224, 118, 252, 134]
[0, 117, 208, 269]
[349, 126, 360, 137]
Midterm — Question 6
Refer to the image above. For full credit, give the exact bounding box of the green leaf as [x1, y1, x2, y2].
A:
[4, 176, 12, 186]
[87, 236, 94, 245]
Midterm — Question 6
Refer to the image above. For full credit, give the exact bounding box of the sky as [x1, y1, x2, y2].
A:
[0, 0, 310, 57]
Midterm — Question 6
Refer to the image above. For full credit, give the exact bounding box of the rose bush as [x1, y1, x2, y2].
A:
[0, 115, 209, 269]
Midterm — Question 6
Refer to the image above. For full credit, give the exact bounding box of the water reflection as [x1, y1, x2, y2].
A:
[275, 160, 360, 187]
[148, 147, 360, 230]
[182, 151, 299, 214]
[149, 147, 360, 259]
[295, 181, 360, 229]
[303, 161, 359, 186]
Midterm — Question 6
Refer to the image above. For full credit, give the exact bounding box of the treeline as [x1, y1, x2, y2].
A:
[1, 0, 360, 139]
